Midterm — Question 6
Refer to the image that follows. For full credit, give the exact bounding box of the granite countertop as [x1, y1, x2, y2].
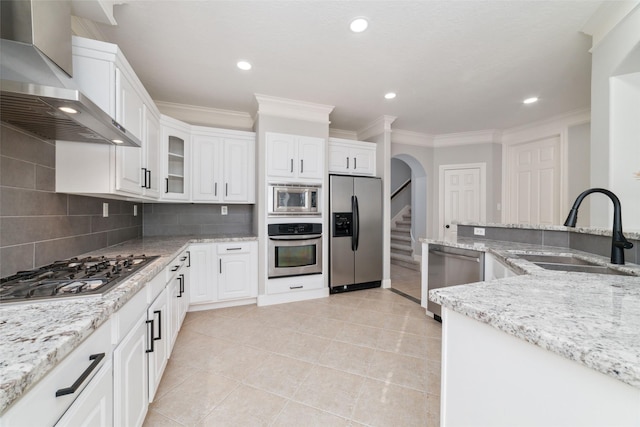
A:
[456, 221, 640, 240]
[423, 236, 640, 389]
[0, 235, 256, 415]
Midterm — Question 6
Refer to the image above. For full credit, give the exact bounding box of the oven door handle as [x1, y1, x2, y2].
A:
[268, 235, 321, 241]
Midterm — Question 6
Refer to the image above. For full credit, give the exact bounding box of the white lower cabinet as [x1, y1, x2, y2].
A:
[217, 242, 258, 300]
[113, 312, 149, 427]
[189, 243, 216, 304]
[147, 287, 169, 402]
[188, 241, 258, 309]
[0, 321, 112, 427]
[55, 359, 113, 427]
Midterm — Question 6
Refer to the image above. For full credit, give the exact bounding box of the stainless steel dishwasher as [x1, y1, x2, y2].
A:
[427, 244, 484, 321]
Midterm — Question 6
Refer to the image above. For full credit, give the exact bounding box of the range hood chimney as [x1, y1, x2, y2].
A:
[0, 0, 141, 147]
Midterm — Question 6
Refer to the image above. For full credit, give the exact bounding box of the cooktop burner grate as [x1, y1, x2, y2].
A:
[0, 254, 159, 304]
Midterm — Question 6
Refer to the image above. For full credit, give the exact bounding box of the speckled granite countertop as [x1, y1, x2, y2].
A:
[457, 221, 640, 240]
[422, 237, 640, 389]
[0, 235, 256, 415]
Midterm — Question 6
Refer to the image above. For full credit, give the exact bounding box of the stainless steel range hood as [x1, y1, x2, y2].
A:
[0, 0, 141, 147]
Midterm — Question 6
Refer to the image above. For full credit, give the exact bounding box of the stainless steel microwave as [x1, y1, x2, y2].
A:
[268, 184, 320, 215]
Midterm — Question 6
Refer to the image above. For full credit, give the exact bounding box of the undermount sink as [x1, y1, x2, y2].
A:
[517, 254, 634, 276]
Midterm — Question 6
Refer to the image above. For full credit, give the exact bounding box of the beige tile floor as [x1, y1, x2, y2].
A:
[144, 275, 441, 426]
[390, 264, 422, 301]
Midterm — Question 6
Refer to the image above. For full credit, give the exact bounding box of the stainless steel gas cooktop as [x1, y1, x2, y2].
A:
[0, 254, 158, 304]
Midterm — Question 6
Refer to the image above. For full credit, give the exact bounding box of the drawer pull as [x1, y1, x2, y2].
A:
[171, 265, 179, 272]
[290, 285, 303, 290]
[153, 310, 162, 341]
[187, 250, 191, 267]
[180, 256, 187, 261]
[55, 353, 105, 397]
[146, 319, 155, 353]
[226, 247, 242, 251]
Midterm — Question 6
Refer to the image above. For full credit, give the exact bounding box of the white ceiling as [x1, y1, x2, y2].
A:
[96, 1, 602, 136]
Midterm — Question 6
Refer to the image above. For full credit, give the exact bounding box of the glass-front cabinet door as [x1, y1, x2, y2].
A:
[160, 116, 191, 200]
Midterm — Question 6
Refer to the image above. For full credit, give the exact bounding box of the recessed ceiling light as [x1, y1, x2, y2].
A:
[58, 106, 77, 114]
[350, 18, 368, 33]
[384, 92, 397, 100]
[523, 97, 539, 104]
[237, 61, 252, 71]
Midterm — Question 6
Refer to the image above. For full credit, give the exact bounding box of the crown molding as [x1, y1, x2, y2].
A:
[329, 128, 358, 140]
[357, 115, 397, 141]
[156, 101, 254, 131]
[433, 129, 502, 147]
[254, 94, 334, 124]
[501, 108, 590, 144]
[391, 129, 433, 147]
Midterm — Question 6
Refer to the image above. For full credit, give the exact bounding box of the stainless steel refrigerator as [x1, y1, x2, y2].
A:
[329, 174, 383, 293]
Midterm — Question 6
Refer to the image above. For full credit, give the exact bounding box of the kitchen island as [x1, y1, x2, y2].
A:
[424, 225, 640, 426]
[0, 235, 256, 418]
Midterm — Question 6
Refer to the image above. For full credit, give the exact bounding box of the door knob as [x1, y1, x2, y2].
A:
[445, 225, 450, 229]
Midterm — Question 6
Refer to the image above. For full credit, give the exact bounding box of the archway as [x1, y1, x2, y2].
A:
[390, 154, 428, 301]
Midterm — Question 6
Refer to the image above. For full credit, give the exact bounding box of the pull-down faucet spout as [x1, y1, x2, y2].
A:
[563, 188, 634, 265]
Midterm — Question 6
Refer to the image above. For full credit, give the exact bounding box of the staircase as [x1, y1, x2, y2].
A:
[390, 208, 420, 271]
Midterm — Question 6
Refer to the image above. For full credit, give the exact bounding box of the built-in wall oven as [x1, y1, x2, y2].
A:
[268, 223, 322, 278]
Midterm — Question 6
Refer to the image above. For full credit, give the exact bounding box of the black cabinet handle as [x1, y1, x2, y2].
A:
[354, 158, 357, 169]
[55, 353, 105, 397]
[219, 259, 222, 274]
[146, 169, 151, 189]
[214, 182, 218, 196]
[171, 265, 179, 272]
[153, 310, 162, 341]
[290, 285, 303, 290]
[179, 274, 185, 295]
[180, 256, 187, 261]
[226, 247, 242, 251]
[290, 158, 293, 173]
[346, 157, 349, 169]
[141, 168, 147, 188]
[146, 319, 154, 353]
[300, 159, 304, 173]
[165, 178, 169, 193]
[187, 251, 191, 267]
[225, 183, 228, 197]
[177, 275, 183, 297]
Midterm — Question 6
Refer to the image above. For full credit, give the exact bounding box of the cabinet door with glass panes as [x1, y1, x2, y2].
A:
[160, 116, 191, 201]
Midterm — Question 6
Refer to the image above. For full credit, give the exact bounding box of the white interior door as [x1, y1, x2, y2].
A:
[440, 164, 486, 241]
[507, 137, 560, 225]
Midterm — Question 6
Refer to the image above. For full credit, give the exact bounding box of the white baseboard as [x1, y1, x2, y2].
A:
[188, 298, 257, 312]
[257, 288, 329, 306]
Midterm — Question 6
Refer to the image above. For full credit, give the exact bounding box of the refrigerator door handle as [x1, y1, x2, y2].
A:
[353, 195, 360, 251]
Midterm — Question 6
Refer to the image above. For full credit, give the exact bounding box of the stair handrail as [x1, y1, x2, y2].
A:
[391, 179, 411, 199]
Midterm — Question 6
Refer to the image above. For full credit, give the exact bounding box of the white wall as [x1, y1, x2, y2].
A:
[567, 121, 592, 226]
[589, 4, 640, 228]
[610, 72, 640, 231]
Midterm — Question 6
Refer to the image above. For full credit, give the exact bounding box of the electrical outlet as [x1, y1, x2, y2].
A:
[102, 203, 109, 218]
[221, 206, 228, 215]
[133, 205, 138, 216]
[474, 227, 485, 236]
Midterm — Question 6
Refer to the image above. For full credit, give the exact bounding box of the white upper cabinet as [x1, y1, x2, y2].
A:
[160, 116, 191, 201]
[191, 128, 255, 203]
[57, 36, 158, 198]
[266, 132, 324, 182]
[328, 138, 376, 176]
[142, 106, 162, 198]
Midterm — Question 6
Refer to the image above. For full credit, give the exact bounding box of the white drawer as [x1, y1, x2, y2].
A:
[165, 253, 187, 283]
[1, 320, 112, 427]
[267, 275, 323, 295]
[217, 241, 254, 255]
[146, 270, 166, 303]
